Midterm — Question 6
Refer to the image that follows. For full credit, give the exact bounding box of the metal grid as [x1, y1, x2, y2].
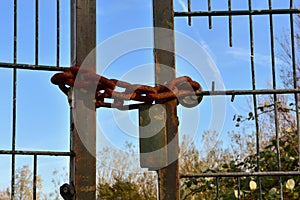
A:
[175, 0, 300, 199]
[1, 0, 300, 199]
[0, 0, 77, 199]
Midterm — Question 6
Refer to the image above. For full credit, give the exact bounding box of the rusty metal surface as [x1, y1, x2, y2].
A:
[0, 62, 67, 71]
[51, 66, 202, 109]
[152, 0, 179, 199]
[70, 0, 96, 199]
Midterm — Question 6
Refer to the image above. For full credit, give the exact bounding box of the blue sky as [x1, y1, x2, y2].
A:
[0, 0, 295, 196]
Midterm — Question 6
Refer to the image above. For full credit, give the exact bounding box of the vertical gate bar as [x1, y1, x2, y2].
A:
[56, 0, 60, 67]
[33, 155, 37, 200]
[228, 0, 232, 47]
[70, 0, 76, 188]
[187, 0, 191, 26]
[207, 0, 212, 29]
[33, 2, 39, 198]
[247, 0, 262, 199]
[35, 0, 39, 66]
[290, 0, 300, 170]
[11, 0, 18, 199]
[13, 0, 17, 65]
[152, 0, 179, 199]
[11, 57, 16, 197]
[268, 0, 283, 199]
[70, 0, 96, 199]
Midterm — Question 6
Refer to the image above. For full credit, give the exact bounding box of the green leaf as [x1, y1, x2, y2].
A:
[294, 192, 299, 199]
[222, 164, 229, 169]
[192, 178, 198, 185]
[269, 187, 277, 195]
[186, 180, 192, 188]
[230, 161, 235, 169]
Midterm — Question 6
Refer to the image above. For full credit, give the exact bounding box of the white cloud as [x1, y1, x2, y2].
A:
[226, 47, 271, 66]
[198, 38, 217, 62]
[177, 0, 188, 11]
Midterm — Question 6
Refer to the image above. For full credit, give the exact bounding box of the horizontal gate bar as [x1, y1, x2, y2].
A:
[195, 88, 300, 96]
[0, 62, 67, 71]
[174, 8, 300, 17]
[180, 171, 300, 178]
[0, 150, 73, 156]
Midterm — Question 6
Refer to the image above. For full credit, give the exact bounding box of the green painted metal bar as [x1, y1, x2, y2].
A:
[139, 104, 168, 170]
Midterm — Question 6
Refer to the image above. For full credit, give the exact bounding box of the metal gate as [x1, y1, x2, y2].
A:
[175, 0, 300, 199]
[0, 0, 96, 199]
[0, 0, 300, 199]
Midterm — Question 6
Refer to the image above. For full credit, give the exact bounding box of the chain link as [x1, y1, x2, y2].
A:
[51, 66, 202, 109]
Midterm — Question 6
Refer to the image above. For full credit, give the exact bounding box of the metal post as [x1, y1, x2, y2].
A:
[153, 0, 179, 199]
[70, 0, 96, 199]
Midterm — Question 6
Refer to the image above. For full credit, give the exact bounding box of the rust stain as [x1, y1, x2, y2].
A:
[155, 52, 161, 76]
[79, 185, 96, 192]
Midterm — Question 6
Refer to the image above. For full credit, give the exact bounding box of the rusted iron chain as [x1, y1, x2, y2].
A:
[51, 66, 202, 109]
